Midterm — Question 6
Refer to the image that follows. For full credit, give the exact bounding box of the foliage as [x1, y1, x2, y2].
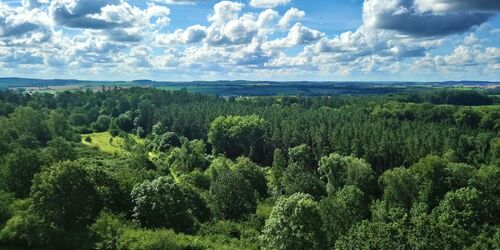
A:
[208, 115, 266, 160]
[117, 228, 203, 250]
[89, 212, 136, 250]
[148, 131, 182, 152]
[430, 187, 485, 248]
[269, 148, 287, 195]
[260, 193, 327, 250]
[379, 167, 417, 210]
[208, 168, 257, 220]
[0, 88, 497, 249]
[92, 115, 112, 132]
[165, 139, 209, 175]
[8, 106, 51, 145]
[29, 160, 126, 247]
[131, 176, 197, 232]
[0, 191, 14, 226]
[318, 153, 375, 196]
[3, 149, 42, 197]
[45, 137, 77, 163]
[320, 185, 369, 245]
[282, 144, 325, 199]
[233, 157, 268, 199]
[335, 219, 409, 249]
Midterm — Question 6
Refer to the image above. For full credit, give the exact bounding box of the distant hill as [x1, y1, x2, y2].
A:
[0, 77, 498, 89]
[0, 77, 498, 97]
[0, 77, 128, 88]
[0, 77, 88, 87]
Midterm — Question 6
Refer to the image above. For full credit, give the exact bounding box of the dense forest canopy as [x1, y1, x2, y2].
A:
[0, 87, 498, 249]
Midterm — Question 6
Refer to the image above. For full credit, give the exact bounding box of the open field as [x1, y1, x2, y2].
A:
[81, 132, 143, 154]
[471, 104, 500, 110]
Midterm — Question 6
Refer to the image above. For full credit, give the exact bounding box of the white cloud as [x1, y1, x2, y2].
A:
[205, 6, 278, 46]
[0, 2, 53, 45]
[208, 1, 244, 24]
[152, 0, 203, 5]
[463, 33, 479, 45]
[415, 45, 500, 70]
[249, 0, 291, 9]
[278, 7, 304, 30]
[22, 0, 49, 9]
[266, 23, 323, 48]
[49, 0, 170, 42]
[156, 24, 207, 44]
[0, 0, 499, 80]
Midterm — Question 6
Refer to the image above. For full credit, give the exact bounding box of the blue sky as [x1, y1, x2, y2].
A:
[0, 0, 499, 81]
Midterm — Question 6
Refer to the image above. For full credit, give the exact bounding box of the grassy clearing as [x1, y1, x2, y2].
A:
[471, 104, 500, 111]
[81, 132, 143, 155]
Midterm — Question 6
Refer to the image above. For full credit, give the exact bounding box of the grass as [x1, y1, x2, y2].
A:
[81, 132, 143, 155]
[471, 104, 500, 111]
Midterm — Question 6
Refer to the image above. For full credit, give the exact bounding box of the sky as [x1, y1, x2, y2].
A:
[0, 0, 499, 81]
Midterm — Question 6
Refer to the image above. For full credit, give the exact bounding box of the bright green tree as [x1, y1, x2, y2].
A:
[269, 148, 287, 195]
[318, 153, 375, 195]
[379, 167, 417, 210]
[131, 176, 196, 232]
[4, 149, 42, 197]
[260, 193, 327, 250]
[208, 168, 256, 220]
[208, 115, 266, 159]
[30, 162, 108, 236]
[233, 157, 268, 198]
[320, 185, 368, 245]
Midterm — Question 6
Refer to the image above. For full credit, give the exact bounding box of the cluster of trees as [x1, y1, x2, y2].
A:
[0, 87, 498, 249]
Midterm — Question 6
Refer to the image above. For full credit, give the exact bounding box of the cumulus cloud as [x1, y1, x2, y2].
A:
[156, 25, 207, 44]
[22, 0, 49, 9]
[415, 0, 500, 13]
[205, 4, 278, 46]
[0, 0, 499, 80]
[183, 25, 208, 43]
[413, 44, 500, 77]
[249, 0, 291, 9]
[0, 47, 44, 67]
[0, 2, 52, 45]
[152, 0, 203, 5]
[48, 0, 170, 42]
[66, 34, 126, 67]
[266, 23, 323, 48]
[50, 0, 170, 29]
[363, 0, 494, 37]
[278, 7, 304, 30]
[50, 0, 123, 29]
[208, 1, 244, 24]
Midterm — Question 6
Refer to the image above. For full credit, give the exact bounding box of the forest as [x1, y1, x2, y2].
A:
[0, 87, 498, 250]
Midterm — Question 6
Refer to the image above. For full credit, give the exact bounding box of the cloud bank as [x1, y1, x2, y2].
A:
[0, 0, 498, 80]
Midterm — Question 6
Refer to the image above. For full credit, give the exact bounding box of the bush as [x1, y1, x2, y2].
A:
[0, 191, 14, 226]
[0, 200, 60, 247]
[90, 212, 136, 250]
[117, 228, 204, 250]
